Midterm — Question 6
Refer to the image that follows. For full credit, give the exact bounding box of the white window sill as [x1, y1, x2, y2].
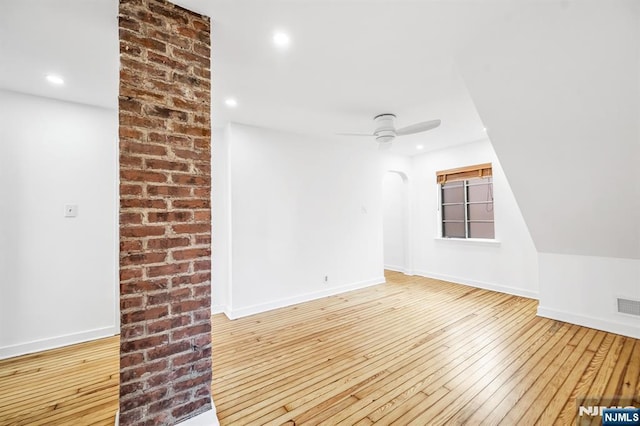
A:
[434, 237, 501, 247]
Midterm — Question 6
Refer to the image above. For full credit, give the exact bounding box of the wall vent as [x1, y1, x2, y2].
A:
[617, 298, 640, 316]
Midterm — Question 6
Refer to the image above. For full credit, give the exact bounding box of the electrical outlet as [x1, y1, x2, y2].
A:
[324, 275, 328, 283]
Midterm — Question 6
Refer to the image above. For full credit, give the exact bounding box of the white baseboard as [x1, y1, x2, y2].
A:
[537, 306, 640, 339]
[226, 277, 386, 320]
[384, 265, 415, 275]
[414, 270, 539, 300]
[211, 304, 225, 315]
[384, 264, 406, 274]
[0, 326, 118, 360]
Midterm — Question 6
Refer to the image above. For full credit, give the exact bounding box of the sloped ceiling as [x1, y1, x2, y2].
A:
[458, 1, 640, 259]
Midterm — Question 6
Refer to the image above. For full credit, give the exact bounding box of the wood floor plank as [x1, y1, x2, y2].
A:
[1, 271, 638, 426]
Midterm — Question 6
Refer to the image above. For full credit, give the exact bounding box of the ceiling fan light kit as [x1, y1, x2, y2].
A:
[340, 113, 441, 148]
[373, 113, 397, 144]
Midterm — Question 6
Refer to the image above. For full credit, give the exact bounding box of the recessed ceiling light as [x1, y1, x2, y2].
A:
[416, 145, 424, 150]
[224, 98, 238, 108]
[483, 127, 488, 132]
[273, 31, 291, 48]
[46, 74, 64, 85]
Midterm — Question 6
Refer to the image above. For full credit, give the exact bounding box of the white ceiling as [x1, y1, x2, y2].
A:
[0, 0, 519, 156]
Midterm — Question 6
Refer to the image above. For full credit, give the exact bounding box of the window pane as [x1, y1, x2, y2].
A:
[442, 183, 464, 204]
[443, 222, 465, 238]
[469, 222, 495, 239]
[468, 203, 494, 221]
[443, 204, 464, 221]
[467, 181, 492, 203]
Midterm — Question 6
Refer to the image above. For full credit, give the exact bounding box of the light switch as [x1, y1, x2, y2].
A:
[64, 204, 78, 218]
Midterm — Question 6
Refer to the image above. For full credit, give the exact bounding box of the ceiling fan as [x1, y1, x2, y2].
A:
[338, 113, 441, 148]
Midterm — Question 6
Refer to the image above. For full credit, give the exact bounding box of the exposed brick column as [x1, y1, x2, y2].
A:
[118, 0, 212, 424]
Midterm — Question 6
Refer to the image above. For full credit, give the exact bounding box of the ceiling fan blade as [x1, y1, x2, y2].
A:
[396, 119, 441, 136]
[336, 132, 374, 137]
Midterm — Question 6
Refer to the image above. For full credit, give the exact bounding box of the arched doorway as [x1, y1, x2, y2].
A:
[382, 170, 410, 274]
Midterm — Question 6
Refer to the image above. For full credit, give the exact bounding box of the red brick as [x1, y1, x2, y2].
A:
[121, 252, 167, 266]
[120, 58, 168, 80]
[193, 187, 211, 198]
[148, 2, 190, 24]
[119, 96, 143, 114]
[171, 298, 209, 315]
[121, 387, 168, 412]
[171, 173, 208, 185]
[172, 223, 210, 234]
[120, 352, 144, 369]
[195, 235, 211, 245]
[171, 123, 210, 137]
[121, 306, 169, 325]
[120, 154, 143, 168]
[147, 340, 191, 361]
[194, 260, 211, 272]
[121, 359, 168, 383]
[120, 212, 143, 225]
[170, 287, 192, 300]
[171, 97, 204, 112]
[119, 127, 143, 140]
[121, 323, 145, 339]
[120, 225, 166, 238]
[171, 199, 209, 209]
[120, 30, 167, 53]
[148, 211, 192, 223]
[146, 262, 190, 278]
[121, 199, 167, 209]
[121, 279, 169, 294]
[145, 159, 190, 172]
[121, 334, 169, 353]
[120, 296, 144, 311]
[171, 272, 210, 287]
[121, 169, 167, 183]
[118, 408, 143, 424]
[146, 318, 171, 335]
[120, 240, 143, 252]
[120, 268, 143, 281]
[147, 237, 191, 250]
[148, 392, 191, 414]
[147, 185, 192, 197]
[193, 284, 211, 298]
[147, 292, 170, 306]
[120, 112, 166, 130]
[170, 323, 210, 341]
[193, 210, 210, 221]
[120, 184, 144, 196]
[172, 247, 210, 261]
[147, 50, 185, 71]
[173, 374, 211, 394]
[120, 85, 167, 103]
[172, 148, 202, 161]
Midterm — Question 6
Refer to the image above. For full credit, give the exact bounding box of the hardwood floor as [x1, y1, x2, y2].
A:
[1, 271, 638, 425]
[0, 336, 119, 425]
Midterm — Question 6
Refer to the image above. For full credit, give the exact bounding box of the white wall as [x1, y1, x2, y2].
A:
[458, 1, 640, 337]
[211, 126, 230, 314]
[0, 90, 118, 358]
[382, 140, 539, 298]
[224, 123, 384, 318]
[382, 172, 407, 272]
[538, 253, 640, 339]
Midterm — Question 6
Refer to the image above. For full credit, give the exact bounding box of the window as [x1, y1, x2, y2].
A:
[437, 163, 494, 239]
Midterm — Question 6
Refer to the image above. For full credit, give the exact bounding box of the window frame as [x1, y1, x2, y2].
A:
[439, 176, 495, 240]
